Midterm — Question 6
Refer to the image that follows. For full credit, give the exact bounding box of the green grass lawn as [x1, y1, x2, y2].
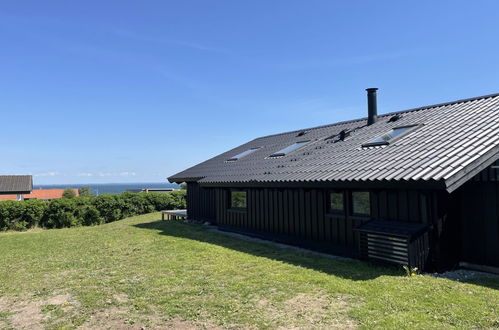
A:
[0, 212, 498, 329]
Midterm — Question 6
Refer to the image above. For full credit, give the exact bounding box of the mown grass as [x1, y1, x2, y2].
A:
[0, 212, 498, 329]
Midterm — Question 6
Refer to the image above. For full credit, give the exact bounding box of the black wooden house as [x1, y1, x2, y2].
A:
[169, 89, 499, 272]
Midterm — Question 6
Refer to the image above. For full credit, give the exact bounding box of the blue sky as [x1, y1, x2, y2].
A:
[1, 1, 499, 184]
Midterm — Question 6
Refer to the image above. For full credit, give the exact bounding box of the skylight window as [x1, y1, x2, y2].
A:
[226, 148, 259, 162]
[362, 124, 421, 147]
[268, 141, 309, 158]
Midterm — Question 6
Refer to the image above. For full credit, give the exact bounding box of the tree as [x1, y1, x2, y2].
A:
[62, 188, 77, 199]
[180, 182, 187, 190]
[78, 186, 93, 197]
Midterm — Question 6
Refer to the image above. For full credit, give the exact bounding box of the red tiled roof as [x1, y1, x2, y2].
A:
[24, 188, 79, 200]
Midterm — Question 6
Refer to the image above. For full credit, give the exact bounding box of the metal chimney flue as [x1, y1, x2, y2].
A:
[366, 88, 378, 125]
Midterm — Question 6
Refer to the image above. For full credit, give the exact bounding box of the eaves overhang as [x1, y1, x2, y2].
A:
[198, 179, 447, 190]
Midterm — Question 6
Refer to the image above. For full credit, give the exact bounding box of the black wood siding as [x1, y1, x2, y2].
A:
[455, 161, 499, 268]
[186, 183, 442, 260]
[184, 161, 499, 270]
[186, 183, 216, 223]
[458, 182, 499, 267]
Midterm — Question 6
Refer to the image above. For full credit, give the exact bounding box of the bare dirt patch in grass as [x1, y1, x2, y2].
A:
[80, 306, 141, 329]
[113, 293, 130, 304]
[0, 295, 46, 330]
[45, 293, 74, 305]
[0, 292, 78, 329]
[164, 317, 225, 330]
[257, 291, 359, 329]
[81, 307, 224, 330]
[1, 291, 222, 330]
[79, 293, 160, 329]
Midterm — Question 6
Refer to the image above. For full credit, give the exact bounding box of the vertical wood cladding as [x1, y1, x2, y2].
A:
[183, 159, 499, 269]
[187, 185, 440, 258]
[459, 180, 499, 267]
[186, 182, 216, 222]
[458, 160, 499, 267]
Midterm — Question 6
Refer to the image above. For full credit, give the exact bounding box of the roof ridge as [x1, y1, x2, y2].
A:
[254, 91, 499, 140]
[381, 91, 499, 117]
[253, 117, 366, 140]
[0, 175, 32, 177]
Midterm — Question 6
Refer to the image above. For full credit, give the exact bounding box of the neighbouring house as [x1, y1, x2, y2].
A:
[0, 175, 33, 201]
[23, 188, 79, 201]
[168, 89, 499, 272]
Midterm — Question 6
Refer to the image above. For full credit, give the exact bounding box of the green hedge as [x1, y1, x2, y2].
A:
[0, 190, 186, 231]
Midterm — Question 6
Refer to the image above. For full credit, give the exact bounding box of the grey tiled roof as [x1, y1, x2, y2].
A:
[0, 175, 33, 194]
[169, 93, 499, 192]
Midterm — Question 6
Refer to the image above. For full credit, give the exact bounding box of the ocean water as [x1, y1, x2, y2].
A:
[33, 182, 180, 195]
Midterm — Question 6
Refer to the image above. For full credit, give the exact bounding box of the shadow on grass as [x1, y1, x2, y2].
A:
[468, 278, 499, 290]
[134, 219, 402, 281]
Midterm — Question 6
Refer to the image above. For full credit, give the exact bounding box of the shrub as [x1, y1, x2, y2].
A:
[0, 189, 187, 231]
[53, 211, 79, 228]
[91, 195, 123, 223]
[78, 186, 93, 197]
[166, 190, 187, 209]
[81, 204, 104, 226]
[42, 199, 82, 228]
[120, 192, 154, 218]
[62, 188, 77, 199]
[0, 200, 48, 231]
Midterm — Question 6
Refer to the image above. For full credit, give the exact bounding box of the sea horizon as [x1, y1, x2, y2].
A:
[33, 182, 180, 195]
[34, 181, 176, 186]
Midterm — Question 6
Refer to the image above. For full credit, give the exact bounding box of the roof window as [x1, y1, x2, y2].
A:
[226, 147, 259, 162]
[269, 141, 309, 158]
[362, 124, 421, 147]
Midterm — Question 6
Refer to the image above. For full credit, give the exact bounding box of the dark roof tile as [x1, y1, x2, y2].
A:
[169, 93, 499, 192]
[0, 175, 33, 194]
